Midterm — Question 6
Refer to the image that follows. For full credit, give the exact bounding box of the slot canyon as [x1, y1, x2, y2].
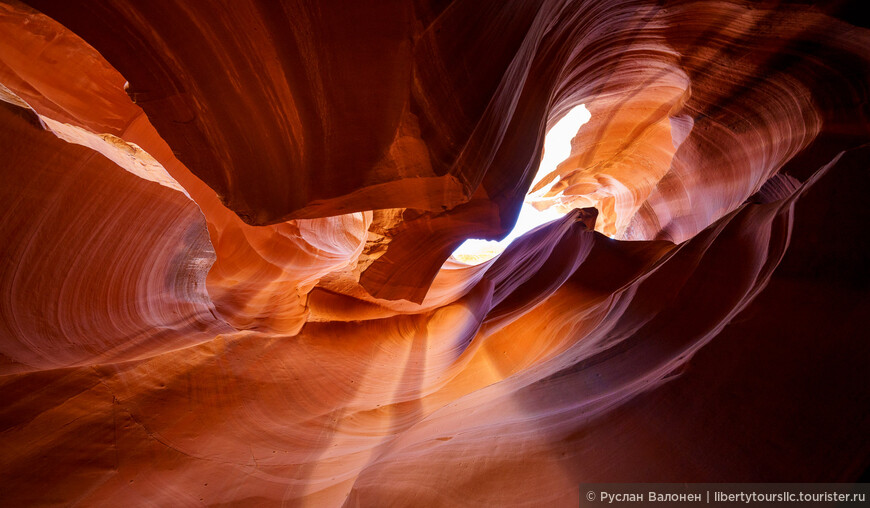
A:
[1, 0, 869, 505]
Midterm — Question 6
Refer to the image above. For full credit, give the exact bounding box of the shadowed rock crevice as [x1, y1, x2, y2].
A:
[1, 0, 869, 505]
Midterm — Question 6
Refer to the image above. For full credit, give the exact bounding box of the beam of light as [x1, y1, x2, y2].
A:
[451, 104, 591, 265]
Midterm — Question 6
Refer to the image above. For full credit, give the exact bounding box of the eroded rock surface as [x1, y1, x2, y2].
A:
[1, 0, 869, 505]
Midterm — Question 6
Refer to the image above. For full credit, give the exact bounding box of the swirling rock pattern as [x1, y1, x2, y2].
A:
[1, 0, 869, 505]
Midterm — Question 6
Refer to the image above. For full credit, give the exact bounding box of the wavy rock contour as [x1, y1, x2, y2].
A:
[1, 0, 869, 506]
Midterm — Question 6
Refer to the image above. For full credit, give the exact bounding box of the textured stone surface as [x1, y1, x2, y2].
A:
[1, 0, 869, 505]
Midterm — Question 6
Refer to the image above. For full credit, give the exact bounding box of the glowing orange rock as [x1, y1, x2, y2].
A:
[1, 0, 869, 505]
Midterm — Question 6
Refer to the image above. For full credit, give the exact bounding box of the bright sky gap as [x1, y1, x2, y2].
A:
[451, 104, 592, 265]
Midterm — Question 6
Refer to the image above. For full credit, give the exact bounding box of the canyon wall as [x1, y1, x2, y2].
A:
[1, 0, 869, 505]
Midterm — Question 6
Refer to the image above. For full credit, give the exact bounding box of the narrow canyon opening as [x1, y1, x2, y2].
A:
[451, 104, 592, 264]
[3, 2, 869, 505]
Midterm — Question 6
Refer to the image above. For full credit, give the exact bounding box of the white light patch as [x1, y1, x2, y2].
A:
[451, 104, 591, 265]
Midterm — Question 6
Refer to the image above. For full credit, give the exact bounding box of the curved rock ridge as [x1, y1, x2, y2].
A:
[1, 0, 869, 505]
[0, 101, 232, 373]
[0, 1, 378, 336]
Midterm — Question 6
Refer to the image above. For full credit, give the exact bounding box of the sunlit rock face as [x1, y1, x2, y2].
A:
[1, 0, 869, 505]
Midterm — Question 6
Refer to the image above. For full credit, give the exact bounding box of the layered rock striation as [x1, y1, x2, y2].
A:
[1, 0, 869, 505]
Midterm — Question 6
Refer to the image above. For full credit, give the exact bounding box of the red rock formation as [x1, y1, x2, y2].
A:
[1, 0, 869, 505]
